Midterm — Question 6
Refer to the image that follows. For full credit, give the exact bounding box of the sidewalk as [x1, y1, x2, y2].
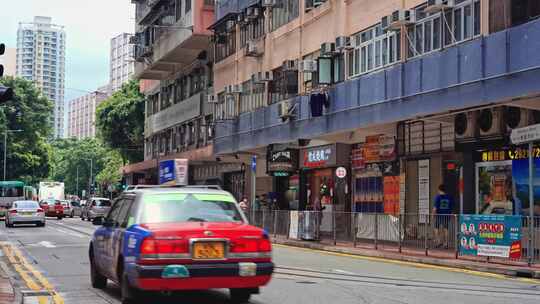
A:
[0, 264, 15, 304]
[271, 236, 540, 279]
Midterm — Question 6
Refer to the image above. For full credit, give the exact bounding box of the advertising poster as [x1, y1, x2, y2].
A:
[383, 176, 400, 215]
[459, 215, 522, 259]
[512, 157, 540, 215]
[289, 211, 299, 239]
[418, 159, 430, 223]
[174, 159, 189, 186]
[159, 160, 176, 185]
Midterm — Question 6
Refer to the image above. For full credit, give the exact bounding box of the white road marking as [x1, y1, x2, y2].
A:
[50, 227, 87, 239]
[333, 269, 357, 275]
[37, 241, 56, 248]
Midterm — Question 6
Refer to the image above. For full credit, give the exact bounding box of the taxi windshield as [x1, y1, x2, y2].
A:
[140, 193, 243, 224]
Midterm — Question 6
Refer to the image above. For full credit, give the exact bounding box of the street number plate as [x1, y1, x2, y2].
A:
[193, 242, 225, 259]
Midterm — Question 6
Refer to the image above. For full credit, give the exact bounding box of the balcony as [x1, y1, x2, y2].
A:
[214, 0, 259, 22]
[214, 18, 540, 155]
[135, 2, 215, 80]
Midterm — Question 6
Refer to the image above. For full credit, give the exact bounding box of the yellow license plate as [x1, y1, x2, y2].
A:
[193, 242, 225, 259]
[21, 212, 33, 216]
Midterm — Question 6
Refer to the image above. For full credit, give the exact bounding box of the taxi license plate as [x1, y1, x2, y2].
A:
[192, 242, 225, 259]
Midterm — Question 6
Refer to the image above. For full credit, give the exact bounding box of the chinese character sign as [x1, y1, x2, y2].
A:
[459, 215, 522, 259]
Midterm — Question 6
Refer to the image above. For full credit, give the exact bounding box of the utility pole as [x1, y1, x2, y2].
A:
[76, 167, 79, 198]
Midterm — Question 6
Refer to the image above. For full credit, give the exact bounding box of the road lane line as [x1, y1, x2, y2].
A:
[1, 243, 65, 304]
[2, 244, 49, 303]
[273, 244, 538, 283]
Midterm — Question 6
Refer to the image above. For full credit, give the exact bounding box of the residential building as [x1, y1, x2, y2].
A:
[123, 0, 242, 193]
[110, 33, 135, 92]
[16, 16, 66, 138]
[67, 85, 110, 139]
[211, 0, 540, 217]
[0, 47, 17, 77]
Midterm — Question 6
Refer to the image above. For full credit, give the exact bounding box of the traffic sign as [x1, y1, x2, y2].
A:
[335, 166, 347, 178]
[510, 123, 540, 144]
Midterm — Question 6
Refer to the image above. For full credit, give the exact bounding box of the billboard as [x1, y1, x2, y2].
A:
[159, 159, 189, 186]
[459, 215, 522, 259]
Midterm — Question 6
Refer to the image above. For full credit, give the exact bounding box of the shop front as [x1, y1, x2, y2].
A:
[266, 146, 299, 210]
[474, 146, 540, 216]
[351, 134, 399, 215]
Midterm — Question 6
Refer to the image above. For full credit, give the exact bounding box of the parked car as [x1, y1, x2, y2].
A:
[68, 200, 83, 218]
[89, 187, 273, 304]
[60, 200, 71, 217]
[81, 198, 111, 221]
[6, 200, 45, 227]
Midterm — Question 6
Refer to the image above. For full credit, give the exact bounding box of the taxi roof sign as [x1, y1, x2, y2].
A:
[510, 123, 540, 144]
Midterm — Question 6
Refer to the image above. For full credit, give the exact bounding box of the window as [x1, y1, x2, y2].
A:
[116, 198, 134, 228]
[269, 67, 298, 104]
[215, 30, 236, 62]
[408, 0, 481, 58]
[349, 24, 400, 77]
[240, 15, 265, 47]
[272, 0, 300, 31]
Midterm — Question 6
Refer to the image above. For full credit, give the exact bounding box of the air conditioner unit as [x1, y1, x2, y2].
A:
[129, 35, 139, 44]
[454, 111, 476, 141]
[320, 42, 335, 56]
[226, 20, 236, 32]
[237, 13, 247, 25]
[299, 59, 317, 73]
[207, 94, 217, 104]
[262, 0, 276, 7]
[245, 40, 262, 57]
[161, 15, 176, 26]
[278, 100, 296, 122]
[282, 60, 298, 71]
[504, 107, 540, 132]
[424, 0, 455, 14]
[246, 7, 260, 19]
[232, 84, 243, 94]
[335, 36, 352, 51]
[477, 107, 503, 138]
[389, 10, 416, 29]
[253, 71, 273, 83]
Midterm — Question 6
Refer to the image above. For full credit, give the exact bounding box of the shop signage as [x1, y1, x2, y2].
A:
[364, 135, 396, 163]
[510, 123, 540, 144]
[159, 159, 189, 185]
[351, 147, 365, 169]
[301, 145, 336, 168]
[478, 147, 540, 162]
[459, 215, 522, 259]
[335, 167, 347, 179]
[418, 159, 430, 223]
[267, 149, 299, 176]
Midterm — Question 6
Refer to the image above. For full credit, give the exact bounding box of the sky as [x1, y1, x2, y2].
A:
[0, 0, 135, 102]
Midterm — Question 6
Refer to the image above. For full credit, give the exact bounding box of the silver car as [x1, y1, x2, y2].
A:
[82, 198, 112, 221]
[68, 200, 83, 218]
[5, 200, 45, 227]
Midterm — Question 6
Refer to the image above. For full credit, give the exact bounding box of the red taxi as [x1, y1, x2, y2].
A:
[89, 187, 273, 304]
[39, 199, 64, 219]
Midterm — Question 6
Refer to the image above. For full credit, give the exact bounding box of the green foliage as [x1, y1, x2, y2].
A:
[0, 76, 53, 185]
[49, 138, 121, 196]
[96, 79, 145, 164]
[95, 150, 123, 188]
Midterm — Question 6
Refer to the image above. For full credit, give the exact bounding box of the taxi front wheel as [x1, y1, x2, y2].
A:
[90, 257, 107, 289]
[230, 289, 252, 303]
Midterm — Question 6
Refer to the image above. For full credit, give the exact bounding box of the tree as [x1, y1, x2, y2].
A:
[49, 138, 111, 197]
[95, 150, 123, 193]
[96, 80, 145, 164]
[0, 76, 53, 185]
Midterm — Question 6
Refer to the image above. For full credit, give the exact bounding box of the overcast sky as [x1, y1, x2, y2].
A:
[0, 0, 135, 102]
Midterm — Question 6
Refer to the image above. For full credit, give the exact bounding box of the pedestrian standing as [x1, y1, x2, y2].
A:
[239, 197, 249, 213]
[432, 184, 454, 248]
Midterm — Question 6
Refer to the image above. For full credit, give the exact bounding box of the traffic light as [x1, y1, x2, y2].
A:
[0, 43, 14, 103]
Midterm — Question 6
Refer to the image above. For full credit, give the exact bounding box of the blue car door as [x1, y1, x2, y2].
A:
[109, 196, 135, 282]
[100, 199, 123, 279]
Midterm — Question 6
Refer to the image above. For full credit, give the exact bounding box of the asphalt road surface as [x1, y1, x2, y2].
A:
[1, 218, 539, 304]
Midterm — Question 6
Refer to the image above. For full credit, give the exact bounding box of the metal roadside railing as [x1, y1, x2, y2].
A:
[245, 210, 540, 266]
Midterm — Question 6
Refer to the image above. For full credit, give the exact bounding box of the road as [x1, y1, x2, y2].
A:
[0, 218, 539, 304]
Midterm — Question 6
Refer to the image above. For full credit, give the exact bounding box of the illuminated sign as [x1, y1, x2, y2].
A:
[479, 147, 540, 162]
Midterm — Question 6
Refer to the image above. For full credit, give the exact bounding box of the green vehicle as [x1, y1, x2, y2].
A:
[0, 181, 26, 219]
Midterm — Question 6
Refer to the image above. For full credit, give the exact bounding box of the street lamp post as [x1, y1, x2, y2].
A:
[3, 129, 23, 181]
[83, 158, 93, 196]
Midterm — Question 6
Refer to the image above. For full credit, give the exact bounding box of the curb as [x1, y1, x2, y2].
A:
[272, 238, 540, 280]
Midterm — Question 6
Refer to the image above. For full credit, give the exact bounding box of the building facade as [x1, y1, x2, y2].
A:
[67, 85, 110, 139]
[0, 47, 17, 77]
[16, 16, 66, 138]
[211, 0, 540, 216]
[110, 33, 135, 92]
[124, 0, 254, 197]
